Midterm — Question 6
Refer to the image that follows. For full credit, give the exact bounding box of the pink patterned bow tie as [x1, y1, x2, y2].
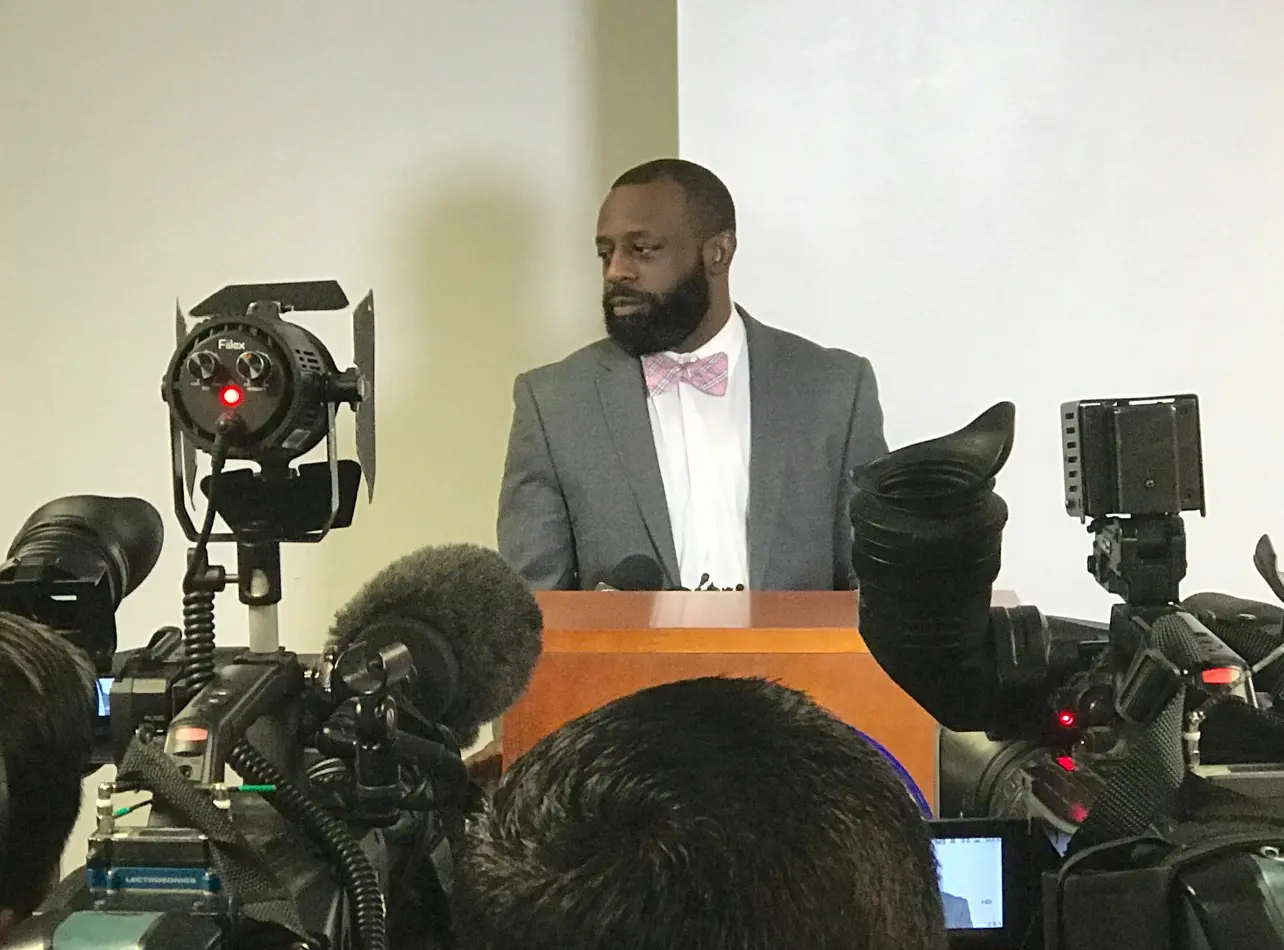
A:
[642, 351, 729, 397]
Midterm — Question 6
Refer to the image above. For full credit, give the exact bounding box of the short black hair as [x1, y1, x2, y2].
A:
[0, 613, 96, 918]
[455, 676, 947, 950]
[612, 158, 736, 238]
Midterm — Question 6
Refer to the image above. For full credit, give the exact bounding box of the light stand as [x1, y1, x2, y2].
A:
[159, 279, 375, 762]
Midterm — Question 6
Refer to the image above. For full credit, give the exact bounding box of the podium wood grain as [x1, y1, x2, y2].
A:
[501, 590, 1019, 808]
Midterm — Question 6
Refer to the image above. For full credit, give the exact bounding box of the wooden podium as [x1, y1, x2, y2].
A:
[500, 589, 1018, 809]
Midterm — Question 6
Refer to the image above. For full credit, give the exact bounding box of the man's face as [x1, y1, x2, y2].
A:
[596, 181, 711, 357]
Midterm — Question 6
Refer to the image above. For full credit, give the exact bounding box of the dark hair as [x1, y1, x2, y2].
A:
[612, 158, 736, 238]
[0, 612, 96, 917]
[455, 676, 947, 950]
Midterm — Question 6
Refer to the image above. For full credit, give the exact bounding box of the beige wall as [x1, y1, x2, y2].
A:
[0, 0, 676, 877]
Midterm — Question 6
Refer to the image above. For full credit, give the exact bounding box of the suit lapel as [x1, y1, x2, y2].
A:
[744, 312, 790, 588]
[595, 350, 681, 585]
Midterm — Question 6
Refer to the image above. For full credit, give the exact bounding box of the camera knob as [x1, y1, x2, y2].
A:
[186, 350, 220, 381]
[236, 351, 272, 382]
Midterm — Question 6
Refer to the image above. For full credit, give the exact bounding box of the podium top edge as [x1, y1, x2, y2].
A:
[533, 589, 1021, 636]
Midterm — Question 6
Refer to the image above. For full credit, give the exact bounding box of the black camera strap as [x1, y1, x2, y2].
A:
[1069, 609, 1237, 852]
[1067, 686, 1187, 852]
[1049, 605, 1284, 949]
[119, 736, 307, 941]
[1049, 779, 1284, 950]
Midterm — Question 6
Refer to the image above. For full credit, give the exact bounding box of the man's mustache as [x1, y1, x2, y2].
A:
[604, 287, 655, 306]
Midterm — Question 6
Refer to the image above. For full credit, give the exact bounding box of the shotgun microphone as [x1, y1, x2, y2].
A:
[326, 543, 544, 745]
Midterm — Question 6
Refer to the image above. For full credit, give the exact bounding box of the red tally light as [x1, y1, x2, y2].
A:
[1056, 709, 1077, 729]
[1201, 667, 1239, 686]
[1055, 755, 1077, 772]
[220, 385, 243, 407]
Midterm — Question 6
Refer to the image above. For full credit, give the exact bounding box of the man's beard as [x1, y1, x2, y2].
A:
[602, 264, 711, 358]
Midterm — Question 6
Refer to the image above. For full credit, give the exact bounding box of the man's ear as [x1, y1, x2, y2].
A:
[704, 231, 737, 276]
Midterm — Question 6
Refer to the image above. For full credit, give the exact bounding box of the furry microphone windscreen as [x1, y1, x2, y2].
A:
[607, 554, 665, 591]
[327, 543, 543, 745]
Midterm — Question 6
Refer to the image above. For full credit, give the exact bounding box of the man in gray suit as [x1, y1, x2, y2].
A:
[498, 159, 887, 591]
[942, 892, 974, 929]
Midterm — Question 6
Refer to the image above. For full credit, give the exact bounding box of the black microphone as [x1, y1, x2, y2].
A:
[326, 543, 544, 745]
[595, 554, 666, 591]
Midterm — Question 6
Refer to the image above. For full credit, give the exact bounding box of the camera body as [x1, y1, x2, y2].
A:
[72, 640, 409, 950]
[1, 593, 383, 950]
[851, 395, 1284, 950]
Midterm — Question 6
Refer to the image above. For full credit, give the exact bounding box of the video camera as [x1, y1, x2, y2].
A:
[851, 395, 1284, 950]
[0, 281, 468, 950]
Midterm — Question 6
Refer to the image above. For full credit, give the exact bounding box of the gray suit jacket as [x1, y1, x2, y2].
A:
[497, 308, 888, 590]
[942, 892, 974, 929]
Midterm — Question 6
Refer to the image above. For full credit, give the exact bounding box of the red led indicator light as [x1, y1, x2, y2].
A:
[1056, 709, 1077, 728]
[1055, 755, 1077, 772]
[220, 385, 243, 407]
[1201, 666, 1239, 686]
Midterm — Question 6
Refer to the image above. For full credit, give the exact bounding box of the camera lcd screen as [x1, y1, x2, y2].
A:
[929, 817, 1054, 947]
[96, 676, 112, 717]
[932, 835, 1005, 930]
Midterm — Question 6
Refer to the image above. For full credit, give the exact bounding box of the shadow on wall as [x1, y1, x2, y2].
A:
[308, 0, 680, 608]
[312, 167, 554, 606]
[589, 0, 679, 194]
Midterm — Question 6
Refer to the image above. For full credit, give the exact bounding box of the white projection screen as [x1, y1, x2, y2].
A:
[679, 1, 1284, 616]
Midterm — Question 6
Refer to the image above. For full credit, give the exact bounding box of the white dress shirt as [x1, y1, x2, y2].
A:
[645, 307, 751, 590]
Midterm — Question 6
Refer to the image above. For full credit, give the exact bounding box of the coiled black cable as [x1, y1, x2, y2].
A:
[176, 421, 235, 698]
[176, 586, 217, 696]
[306, 756, 352, 789]
[228, 738, 387, 950]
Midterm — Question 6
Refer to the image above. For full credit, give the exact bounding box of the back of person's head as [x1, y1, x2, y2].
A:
[455, 676, 947, 950]
[0, 612, 95, 934]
